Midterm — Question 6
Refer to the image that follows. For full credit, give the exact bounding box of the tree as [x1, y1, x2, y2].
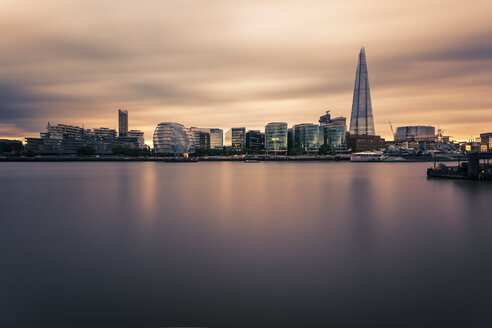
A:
[318, 144, 329, 155]
[288, 148, 301, 156]
[77, 146, 96, 156]
[112, 145, 132, 156]
[24, 149, 35, 157]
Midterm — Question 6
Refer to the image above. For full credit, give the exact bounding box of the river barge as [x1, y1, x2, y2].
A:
[427, 152, 492, 180]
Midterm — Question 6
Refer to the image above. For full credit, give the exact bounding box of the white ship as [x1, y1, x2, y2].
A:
[350, 151, 384, 162]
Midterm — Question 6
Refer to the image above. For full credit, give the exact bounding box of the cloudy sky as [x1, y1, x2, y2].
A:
[1, 0, 491, 143]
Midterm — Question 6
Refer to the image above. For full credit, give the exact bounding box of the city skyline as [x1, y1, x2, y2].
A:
[1, 0, 491, 143]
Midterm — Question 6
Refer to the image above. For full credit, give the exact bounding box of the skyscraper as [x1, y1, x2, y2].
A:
[349, 47, 375, 136]
[118, 109, 128, 137]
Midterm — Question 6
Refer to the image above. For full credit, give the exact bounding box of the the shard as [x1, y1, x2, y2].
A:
[349, 47, 375, 135]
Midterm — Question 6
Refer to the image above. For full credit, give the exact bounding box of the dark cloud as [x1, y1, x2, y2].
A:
[0, 0, 491, 141]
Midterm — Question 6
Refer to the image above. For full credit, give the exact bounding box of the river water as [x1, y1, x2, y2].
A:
[1, 162, 492, 327]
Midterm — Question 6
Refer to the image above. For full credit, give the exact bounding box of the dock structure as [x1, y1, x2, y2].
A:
[427, 152, 492, 180]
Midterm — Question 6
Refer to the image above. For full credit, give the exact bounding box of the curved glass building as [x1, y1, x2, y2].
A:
[153, 122, 194, 155]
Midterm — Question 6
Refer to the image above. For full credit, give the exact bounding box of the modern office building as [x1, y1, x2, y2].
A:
[189, 127, 223, 149]
[153, 122, 194, 155]
[292, 124, 324, 153]
[480, 132, 492, 151]
[118, 109, 128, 136]
[199, 132, 211, 149]
[225, 127, 246, 150]
[349, 47, 375, 136]
[324, 124, 348, 153]
[127, 130, 145, 148]
[265, 122, 288, 152]
[209, 129, 223, 149]
[318, 111, 348, 153]
[246, 130, 264, 151]
[394, 126, 436, 142]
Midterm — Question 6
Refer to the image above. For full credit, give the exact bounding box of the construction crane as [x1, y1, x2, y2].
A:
[389, 122, 395, 138]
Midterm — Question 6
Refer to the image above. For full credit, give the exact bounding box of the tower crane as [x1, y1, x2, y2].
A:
[389, 122, 395, 138]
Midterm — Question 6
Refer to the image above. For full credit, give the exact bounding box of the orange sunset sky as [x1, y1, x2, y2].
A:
[0, 0, 491, 144]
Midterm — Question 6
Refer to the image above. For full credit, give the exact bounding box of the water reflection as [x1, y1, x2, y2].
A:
[1, 162, 492, 327]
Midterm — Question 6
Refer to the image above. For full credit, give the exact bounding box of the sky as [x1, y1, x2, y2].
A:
[0, 0, 491, 144]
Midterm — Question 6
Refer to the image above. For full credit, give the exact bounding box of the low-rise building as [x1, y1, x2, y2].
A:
[480, 132, 492, 151]
[127, 130, 145, 148]
[348, 134, 386, 152]
[0, 139, 24, 155]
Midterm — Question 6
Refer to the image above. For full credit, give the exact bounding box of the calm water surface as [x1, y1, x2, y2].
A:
[1, 162, 492, 327]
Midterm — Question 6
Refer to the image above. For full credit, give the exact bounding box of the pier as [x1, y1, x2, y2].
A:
[427, 152, 492, 180]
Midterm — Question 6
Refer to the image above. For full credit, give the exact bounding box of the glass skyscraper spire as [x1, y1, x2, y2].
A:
[349, 47, 375, 135]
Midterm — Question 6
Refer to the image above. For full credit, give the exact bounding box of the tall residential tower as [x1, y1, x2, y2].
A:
[349, 47, 375, 136]
[118, 109, 128, 137]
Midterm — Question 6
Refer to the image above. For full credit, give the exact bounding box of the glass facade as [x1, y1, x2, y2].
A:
[325, 125, 348, 153]
[293, 124, 324, 153]
[209, 129, 223, 149]
[246, 130, 264, 150]
[349, 47, 375, 136]
[395, 126, 436, 142]
[225, 128, 246, 150]
[190, 127, 223, 149]
[265, 122, 288, 152]
[153, 122, 194, 155]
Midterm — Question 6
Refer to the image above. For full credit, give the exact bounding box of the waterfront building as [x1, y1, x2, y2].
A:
[27, 122, 141, 155]
[199, 132, 211, 149]
[189, 127, 223, 149]
[118, 109, 128, 136]
[395, 126, 436, 142]
[318, 111, 348, 154]
[225, 127, 246, 150]
[287, 128, 294, 150]
[209, 129, 223, 149]
[349, 47, 375, 136]
[93, 127, 117, 139]
[292, 124, 324, 153]
[153, 122, 194, 155]
[347, 134, 386, 153]
[0, 139, 23, 155]
[480, 132, 492, 151]
[127, 130, 145, 148]
[189, 128, 211, 149]
[47, 123, 84, 137]
[324, 124, 348, 153]
[115, 136, 141, 150]
[265, 122, 288, 152]
[246, 130, 264, 151]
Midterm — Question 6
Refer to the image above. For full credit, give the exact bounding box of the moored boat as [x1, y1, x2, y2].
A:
[350, 151, 384, 162]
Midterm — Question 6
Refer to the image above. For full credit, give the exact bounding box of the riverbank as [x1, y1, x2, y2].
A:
[0, 154, 465, 162]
